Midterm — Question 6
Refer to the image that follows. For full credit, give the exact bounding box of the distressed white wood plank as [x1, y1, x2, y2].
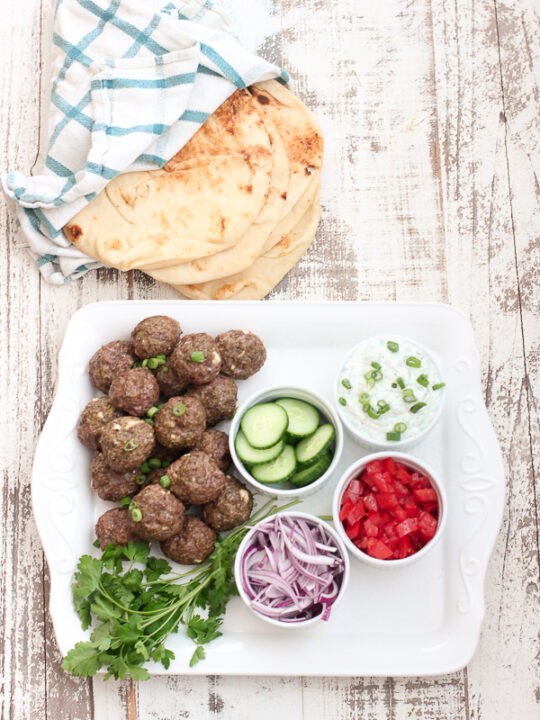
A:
[431, 1, 540, 719]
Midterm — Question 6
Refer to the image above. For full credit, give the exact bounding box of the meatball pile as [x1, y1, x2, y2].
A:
[76, 316, 266, 564]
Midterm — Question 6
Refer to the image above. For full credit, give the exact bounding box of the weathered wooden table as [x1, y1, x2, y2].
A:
[1, 0, 538, 718]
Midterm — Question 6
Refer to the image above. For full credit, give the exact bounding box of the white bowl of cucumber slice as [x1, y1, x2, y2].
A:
[230, 386, 344, 498]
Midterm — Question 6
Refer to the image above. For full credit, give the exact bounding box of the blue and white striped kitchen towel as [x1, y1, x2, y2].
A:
[2, 0, 287, 284]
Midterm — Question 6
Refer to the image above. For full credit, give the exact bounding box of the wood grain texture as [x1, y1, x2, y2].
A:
[0, 0, 538, 718]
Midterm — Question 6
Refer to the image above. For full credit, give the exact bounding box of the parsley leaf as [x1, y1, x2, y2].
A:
[189, 645, 206, 667]
[61, 642, 102, 676]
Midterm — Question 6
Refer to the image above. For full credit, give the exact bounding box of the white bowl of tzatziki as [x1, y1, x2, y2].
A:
[335, 335, 445, 450]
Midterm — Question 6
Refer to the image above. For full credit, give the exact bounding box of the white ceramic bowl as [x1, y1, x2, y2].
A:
[332, 452, 447, 568]
[335, 334, 446, 451]
[234, 511, 350, 629]
[229, 385, 344, 499]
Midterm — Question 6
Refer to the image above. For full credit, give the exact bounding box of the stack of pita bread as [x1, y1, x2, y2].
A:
[64, 80, 323, 300]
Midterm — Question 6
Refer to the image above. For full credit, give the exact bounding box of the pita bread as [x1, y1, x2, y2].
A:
[64, 90, 273, 271]
[148, 80, 324, 284]
[177, 199, 321, 301]
[147, 115, 289, 284]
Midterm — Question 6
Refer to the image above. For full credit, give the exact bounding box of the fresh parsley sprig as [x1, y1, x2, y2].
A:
[62, 497, 300, 680]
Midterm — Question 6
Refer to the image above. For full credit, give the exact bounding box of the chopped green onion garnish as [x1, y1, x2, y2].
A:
[391, 383, 397, 388]
[387, 341, 399, 353]
[377, 403, 390, 415]
[148, 458, 161, 469]
[364, 405, 380, 419]
[363, 371, 376, 389]
[147, 406, 159, 418]
[131, 508, 142, 523]
[119, 497, 131, 508]
[144, 418, 154, 425]
[410, 402, 427, 413]
[147, 358, 159, 370]
[341, 378, 352, 389]
[396, 377, 405, 389]
[123, 439, 138, 452]
[402, 389, 416, 404]
[359, 392, 370, 403]
[132, 361, 141, 368]
[160, 475, 171, 488]
[417, 374, 429, 387]
[161, 460, 171, 468]
[338, 397, 347, 406]
[140, 462, 150, 474]
[93, 539, 101, 548]
[142, 358, 149, 367]
[157, 402, 165, 410]
[173, 402, 186, 417]
[135, 475, 146, 485]
[386, 432, 401, 441]
[191, 351, 205, 363]
[371, 370, 383, 381]
[156, 354, 166, 362]
[432, 382, 446, 391]
[394, 422, 407, 433]
[161, 366, 169, 373]
[406, 356, 421, 368]
[371, 361, 381, 370]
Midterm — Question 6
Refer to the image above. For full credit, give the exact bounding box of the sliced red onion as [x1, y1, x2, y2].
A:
[240, 515, 344, 623]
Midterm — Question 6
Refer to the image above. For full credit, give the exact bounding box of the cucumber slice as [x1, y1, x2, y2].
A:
[295, 424, 336, 466]
[240, 403, 289, 449]
[275, 398, 320, 439]
[235, 430, 284, 465]
[251, 445, 297, 484]
[289, 451, 333, 487]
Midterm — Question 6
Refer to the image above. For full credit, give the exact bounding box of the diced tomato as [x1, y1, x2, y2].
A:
[370, 472, 393, 493]
[346, 500, 366, 524]
[366, 459, 384, 475]
[346, 520, 363, 540]
[383, 457, 396, 475]
[414, 488, 437, 503]
[396, 536, 413, 558]
[367, 538, 393, 560]
[364, 493, 378, 512]
[377, 492, 398, 510]
[363, 517, 379, 537]
[403, 496, 420, 517]
[396, 517, 419, 538]
[418, 510, 438, 539]
[395, 463, 412, 484]
[339, 457, 439, 562]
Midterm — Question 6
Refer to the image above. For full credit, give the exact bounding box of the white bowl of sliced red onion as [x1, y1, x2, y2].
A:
[234, 511, 350, 628]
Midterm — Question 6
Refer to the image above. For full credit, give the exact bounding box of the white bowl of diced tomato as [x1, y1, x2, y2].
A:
[332, 453, 447, 567]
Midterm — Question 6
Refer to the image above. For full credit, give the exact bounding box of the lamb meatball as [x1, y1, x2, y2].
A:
[90, 452, 141, 501]
[185, 375, 237, 426]
[131, 315, 181, 359]
[128, 484, 185, 541]
[95, 508, 140, 550]
[151, 442, 183, 465]
[169, 333, 221, 386]
[108, 367, 160, 416]
[167, 451, 226, 504]
[156, 362, 189, 397]
[89, 341, 135, 393]
[203, 475, 253, 531]
[100, 416, 155, 472]
[161, 516, 216, 565]
[195, 429, 231, 471]
[76, 397, 123, 450]
[154, 396, 206, 450]
[215, 330, 266, 379]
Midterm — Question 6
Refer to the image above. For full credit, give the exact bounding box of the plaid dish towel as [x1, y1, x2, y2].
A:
[2, 0, 287, 284]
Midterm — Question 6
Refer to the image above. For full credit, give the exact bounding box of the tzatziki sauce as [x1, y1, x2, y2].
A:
[337, 336, 445, 443]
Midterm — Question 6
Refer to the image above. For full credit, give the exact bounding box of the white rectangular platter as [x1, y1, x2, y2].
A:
[33, 301, 505, 676]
